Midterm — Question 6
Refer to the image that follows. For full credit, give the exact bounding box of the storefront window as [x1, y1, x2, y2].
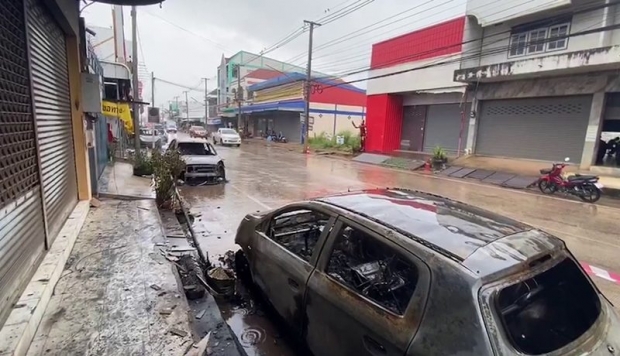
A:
[597, 93, 620, 167]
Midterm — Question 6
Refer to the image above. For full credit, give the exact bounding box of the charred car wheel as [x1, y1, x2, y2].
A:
[234, 250, 252, 284]
[218, 164, 226, 182]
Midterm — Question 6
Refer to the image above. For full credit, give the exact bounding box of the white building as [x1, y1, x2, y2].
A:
[454, 0, 620, 172]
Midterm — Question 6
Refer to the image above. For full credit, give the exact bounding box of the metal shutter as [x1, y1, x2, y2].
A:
[0, 0, 46, 326]
[27, 0, 78, 244]
[422, 103, 470, 154]
[476, 96, 591, 162]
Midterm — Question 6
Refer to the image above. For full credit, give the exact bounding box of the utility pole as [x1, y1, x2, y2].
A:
[303, 20, 320, 153]
[151, 71, 155, 108]
[131, 5, 140, 152]
[184, 91, 189, 120]
[236, 65, 242, 131]
[205, 78, 210, 124]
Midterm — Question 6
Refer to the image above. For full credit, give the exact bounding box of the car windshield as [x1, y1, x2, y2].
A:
[178, 142, 216, 156]
[495, 257, 601, 355]
[220, 129, 237, 135]
[191, 126, 205, 131]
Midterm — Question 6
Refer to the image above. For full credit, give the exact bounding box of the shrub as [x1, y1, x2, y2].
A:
[132, 151, 153, 176]
[432, 146, 448, 161]
[151, 149, 185, 207]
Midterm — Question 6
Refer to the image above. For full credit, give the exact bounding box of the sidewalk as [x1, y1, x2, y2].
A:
[26, 199, 193, 355]
[98, 161, 155, 199]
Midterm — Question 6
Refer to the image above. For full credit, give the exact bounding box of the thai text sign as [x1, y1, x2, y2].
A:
[102, 100, 133, 134]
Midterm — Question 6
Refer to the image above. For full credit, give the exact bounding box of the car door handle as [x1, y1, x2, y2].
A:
[363, 335, 386, 355]
[287, 278, 299, 289]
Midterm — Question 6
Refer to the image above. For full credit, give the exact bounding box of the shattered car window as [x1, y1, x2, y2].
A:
[178, 142, 216, 156]
[269, 209, 330, 262]
[326, 225, 418, 315]
[496, 258, 601, 355]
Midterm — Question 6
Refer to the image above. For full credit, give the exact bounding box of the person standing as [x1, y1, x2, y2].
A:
[352, 119, 366, 152]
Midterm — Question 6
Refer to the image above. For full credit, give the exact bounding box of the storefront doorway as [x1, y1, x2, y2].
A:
[596, 93, 620, 168]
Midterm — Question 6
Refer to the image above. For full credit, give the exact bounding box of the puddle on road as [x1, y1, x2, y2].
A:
[181, 186, 302, 356]
[218, 281, 300, 356]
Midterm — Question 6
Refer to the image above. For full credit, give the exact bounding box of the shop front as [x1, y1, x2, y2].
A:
[0, 0, 83, 326]
[475, 96, 592, 162]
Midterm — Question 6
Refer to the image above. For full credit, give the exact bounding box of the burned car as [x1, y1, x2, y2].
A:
[235, 189, 620, 356]
[167, 138, 225, 183]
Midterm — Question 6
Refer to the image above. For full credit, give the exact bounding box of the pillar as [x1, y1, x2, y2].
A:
[66, 35, 92, 200]
[465, 98, 479, 154]
[366, 94, 403, 153]
[580, 92, 606, 170]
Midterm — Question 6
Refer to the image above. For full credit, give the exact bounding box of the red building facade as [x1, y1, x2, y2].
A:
[365, 17, 467, 154]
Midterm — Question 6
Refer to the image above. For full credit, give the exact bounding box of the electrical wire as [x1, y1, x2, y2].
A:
[141, 9, 231, 52]
[323, 20, 620, 89]
[313, 0, 609, 76]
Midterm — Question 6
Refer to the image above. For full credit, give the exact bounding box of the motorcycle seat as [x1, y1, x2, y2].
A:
[539, 168, 552, 174]
[567, 175, 597, 181]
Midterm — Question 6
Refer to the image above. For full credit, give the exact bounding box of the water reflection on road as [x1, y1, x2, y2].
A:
[178, 139, 620, 355]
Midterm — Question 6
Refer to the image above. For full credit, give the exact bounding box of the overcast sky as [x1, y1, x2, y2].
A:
[82, 0, 466, 108]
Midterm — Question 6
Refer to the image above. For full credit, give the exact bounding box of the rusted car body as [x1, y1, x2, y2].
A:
[167, 138, 225, 183]
[235, 189, 620, 356]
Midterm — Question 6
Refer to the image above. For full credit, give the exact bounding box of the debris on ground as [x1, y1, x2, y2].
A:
[195, 309, 207, 319]
[89, 198, 101, 208]
[170, 327, 188, 337]
[150, 284, 162, 291]
[206, 267, 235, 297]
[184, 332, 211, 356]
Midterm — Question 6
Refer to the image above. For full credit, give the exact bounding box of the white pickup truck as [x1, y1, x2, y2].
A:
[212, 128, 241, 147]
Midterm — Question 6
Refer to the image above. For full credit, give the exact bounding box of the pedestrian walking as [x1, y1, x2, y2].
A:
[352, 119, 366, 152]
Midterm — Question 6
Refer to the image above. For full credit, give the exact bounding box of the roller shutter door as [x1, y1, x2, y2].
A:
[476, 96, 591, 162]
[0, 0, 46, 325]
[273, 112, 302, 143]
[422, 103, 470, 154]
[27, 0, 78, 244]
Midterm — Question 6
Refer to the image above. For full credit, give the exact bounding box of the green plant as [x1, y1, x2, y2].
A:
[132, 151, 153, 176]
[432, 146, 448, 162]
[151, 149, 185, 207]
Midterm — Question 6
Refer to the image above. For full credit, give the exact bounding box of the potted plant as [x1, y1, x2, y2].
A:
[431, 146, 448, 170]
[132, 152, 153, 176]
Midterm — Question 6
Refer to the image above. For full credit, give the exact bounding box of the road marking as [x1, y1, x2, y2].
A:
[228, 184, 272, 210]
[581, 263, 620, 285]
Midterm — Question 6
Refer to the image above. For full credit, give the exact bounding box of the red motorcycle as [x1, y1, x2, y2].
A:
[538, 158, 603, 203]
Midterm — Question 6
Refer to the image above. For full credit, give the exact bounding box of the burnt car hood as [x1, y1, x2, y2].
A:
[181, 155, 221, 165]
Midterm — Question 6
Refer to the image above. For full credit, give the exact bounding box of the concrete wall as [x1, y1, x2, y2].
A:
[467, 0, 570, 27]
[366, 54, 463, 95]
[475, 2, 610, 67]
[308, 103, 365, 138]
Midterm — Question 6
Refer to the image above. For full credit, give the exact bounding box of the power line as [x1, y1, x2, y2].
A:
[141, 9, 231, 52]
[314, 0, 609, 76]
[324, 20, 620, 89]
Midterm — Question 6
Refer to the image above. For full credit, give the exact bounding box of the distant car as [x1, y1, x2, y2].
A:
[234, 188, 620, 356]
[189, 125, 207, 139]
[166, 123, 177, 133]
[168, 138, 225, 183]
[213, 128, 241, 147]
[139, 128, 161, 148]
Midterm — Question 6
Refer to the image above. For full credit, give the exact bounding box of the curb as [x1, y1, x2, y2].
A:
[172, 187, 247, 356]
[581, 262, 620, 285]
[0, 201, 90, 356]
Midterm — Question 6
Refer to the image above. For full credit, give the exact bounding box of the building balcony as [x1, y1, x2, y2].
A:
[453, 45, 620, 82]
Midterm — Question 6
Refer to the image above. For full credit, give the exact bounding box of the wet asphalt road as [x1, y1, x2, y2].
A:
[177, 134, 620, 355]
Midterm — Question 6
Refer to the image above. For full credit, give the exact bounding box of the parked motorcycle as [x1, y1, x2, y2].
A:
[537, 157, 603, 203]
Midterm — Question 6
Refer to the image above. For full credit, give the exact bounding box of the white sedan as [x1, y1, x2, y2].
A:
[212, 128, 241, 147]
